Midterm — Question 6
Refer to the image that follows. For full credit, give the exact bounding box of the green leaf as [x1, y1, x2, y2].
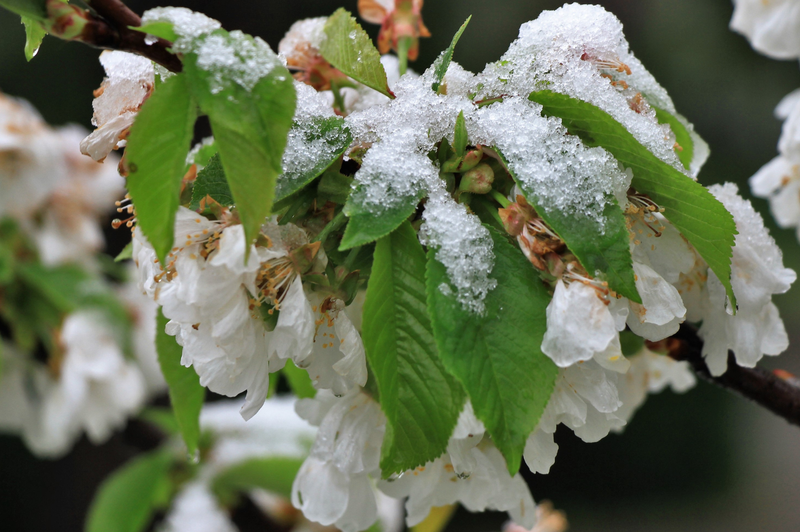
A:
[282, 359, 316, 399]
[132, 21, 178, 43]
[317, 170, 353, 205]
[156, 308, 205, 456]
[619, 330, 644, 357]
[496, 149, 640, 302]
[529, 90, 737, 307]
[190, 154, 234, 209]
[187, 138, 218, 170]
[16, 263, 134, 354]
[183, 29, 296, 252]
[125, 73, 197, 265]
[21, 16, 45, 61]
[426, 227, 558, 474]
[363, 221, 465, 476]
[85, 449, 174, 532]
[453, 111, 468, 158]
[274, 116, 352, 202]
[652, 106, 694, 171]
[431, 16, 472, 93]
[0, 242, 13, 284]
[0, 0, 46, 21]
[114, 242, 133, 263]
[340, 188, 422, 250]
[320, 9, 394, 99]
[138, 407, 180, 435]
[211, 456, 304, 501]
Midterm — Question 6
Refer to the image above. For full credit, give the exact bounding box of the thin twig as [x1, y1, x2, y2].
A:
[668, 324, 800, 427]
[79, 0, 183, 72]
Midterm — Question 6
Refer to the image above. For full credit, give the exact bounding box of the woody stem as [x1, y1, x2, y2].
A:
[78, 0, 182, 72]
[669, 324, 800, 427]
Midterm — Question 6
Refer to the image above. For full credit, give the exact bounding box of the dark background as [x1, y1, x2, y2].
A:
[2, 1, 800, 530]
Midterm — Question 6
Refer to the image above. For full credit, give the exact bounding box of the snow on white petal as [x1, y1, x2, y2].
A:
[278, 17, 327, 60]
[81, 51, 154, 161]
[541, 280, 618, 367]
[473, 97, 632, 227]
[474, 4, 686, 174]
[419, 188, 497, 314]
[141, 6, 222, 47]
[195, 31, 282, 94]
[629, 213, 696, 285]
[698, 183, 796, 375]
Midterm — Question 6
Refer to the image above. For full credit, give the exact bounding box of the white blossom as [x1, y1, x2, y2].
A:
[380, 402, 537, 529]
[613, 347, 696, 424]
[0, 312, 146, 458]
[135, 209, 281, 419]
[0, 93, 65, 219]
[160, 397, 317, 532]
[731, 0, 800, 60]
[292, 390, 385, 532]
[541, 280, 622, 368]
[81, 51, 155, 162]
[118, 271, 167, 398]
[699, 183, 795, 376]
[27, 125, 125, 268]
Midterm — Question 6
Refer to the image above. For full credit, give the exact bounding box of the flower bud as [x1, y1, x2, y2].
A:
[45, 0, 90, 41]
[458, 149, 483, 172]
[498, 195, 537, 236]
[459, 163, 494, 194]
[289, 241, 322, 274]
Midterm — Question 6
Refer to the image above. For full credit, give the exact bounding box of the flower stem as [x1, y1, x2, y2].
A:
[330, 80, 347, 115]
[344, 246, 362, 271]
[489, 189, 511, 208]
[397, 36, 412, 76]
[313, 210, 347, 244]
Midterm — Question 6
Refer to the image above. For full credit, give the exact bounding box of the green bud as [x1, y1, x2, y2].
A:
[457, 149, 483, 172]
[441, 155, 462, 173]
[45, 0, 88, 41]
[289, 241, 322, 275]
[302, 273, 330, 288]
[459, 163, 494, 194]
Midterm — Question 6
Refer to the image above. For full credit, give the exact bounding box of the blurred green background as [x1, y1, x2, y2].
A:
[1, 0, 799, 530]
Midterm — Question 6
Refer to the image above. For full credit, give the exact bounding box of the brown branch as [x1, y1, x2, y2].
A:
[668, 324, 800, 427]
[78, 0, 183, 73]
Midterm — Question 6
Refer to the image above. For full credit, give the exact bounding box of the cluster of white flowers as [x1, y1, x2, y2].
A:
[0, 93, 125, 268]
[732, 0, 800, 243]
[0, 312, 146, 457]
[0, 90, 162, 457]
[133, 207, 367, 420]
[121, 4, 798, 530]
